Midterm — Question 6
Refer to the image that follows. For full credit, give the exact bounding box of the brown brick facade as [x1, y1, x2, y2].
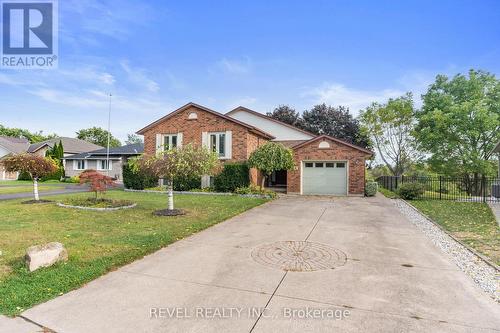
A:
[287, 138, 369, 195]
[142, 106, 270, 187]
[143, 105, 269, 162]
[140, 104, 370, 195]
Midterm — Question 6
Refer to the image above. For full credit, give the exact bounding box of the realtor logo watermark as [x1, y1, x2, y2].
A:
[1, 0, 58, 69]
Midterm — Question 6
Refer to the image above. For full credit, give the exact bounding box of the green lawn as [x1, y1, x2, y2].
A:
[378, 188, 399, 199]
[410, 200, 500, 266]
[0, 191, 268, 315]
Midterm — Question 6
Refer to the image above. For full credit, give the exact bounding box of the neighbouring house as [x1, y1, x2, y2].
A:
[0, 136, 30, 179]
[137, 103, 373, 195]
[27, 137, 103, 158]
[0, 136, 103, 180]
[63, 143, 143, 181]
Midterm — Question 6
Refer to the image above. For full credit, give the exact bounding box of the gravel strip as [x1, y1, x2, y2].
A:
[393, 199, 500, 302]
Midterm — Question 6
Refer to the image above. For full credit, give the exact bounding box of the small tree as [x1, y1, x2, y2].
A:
[133, 144, 220, 212]
[3, 154, 58, 201]
[359, 93, 420, 176]
[79, 170, 117, 199]
[45, 140, 65, 180]
[248, 142, 295, 189]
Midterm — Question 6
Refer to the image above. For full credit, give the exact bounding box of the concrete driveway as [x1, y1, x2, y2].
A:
[19, 195, 500, 332]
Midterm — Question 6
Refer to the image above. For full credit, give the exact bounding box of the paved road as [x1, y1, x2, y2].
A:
[14, 195, 500, 332]
[0, 186, 88, 201]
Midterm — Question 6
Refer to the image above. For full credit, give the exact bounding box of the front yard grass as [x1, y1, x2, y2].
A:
[0, 190, 268, 315]
[378, 187, 398, 199]
[410, 200, 500, 266]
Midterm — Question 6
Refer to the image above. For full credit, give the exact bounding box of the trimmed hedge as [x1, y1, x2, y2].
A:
[213, 163, 250, 192]
[122, 163, 158, 190]
[173, 175, 201, 191]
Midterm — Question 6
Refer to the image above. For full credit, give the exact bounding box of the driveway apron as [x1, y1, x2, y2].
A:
[20, 195, 500, 332]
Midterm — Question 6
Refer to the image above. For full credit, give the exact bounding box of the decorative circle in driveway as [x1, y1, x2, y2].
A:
[251, 241, 347, 272]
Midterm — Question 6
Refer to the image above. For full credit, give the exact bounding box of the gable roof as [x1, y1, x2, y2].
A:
[28, 137, 103, 154]
[0, 136, 30, 154]
[292, 134, 373, 155]
[136, 102, 275, 139]
[226, 106, 316, 138]
[65, 143, 143, 160]
[273, 140, 308, 148]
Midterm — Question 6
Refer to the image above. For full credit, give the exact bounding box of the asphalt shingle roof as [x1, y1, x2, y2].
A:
[27, 137, 103, 154]
[65, 143, 144, 160]
[0, 136, 30, 154]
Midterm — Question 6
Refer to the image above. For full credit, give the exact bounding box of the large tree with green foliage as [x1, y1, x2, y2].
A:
[133, 145, 220, 213]
[76, 127, 121, 148]
[360, 93, 420, 176]
[266, 105, 302, 127]
[301, 104, 371, 148]
[267, 104, 371, 149]
[0, 125, 57, 143]
[415, 70, 500, 178]
[248, 142, 295, 189]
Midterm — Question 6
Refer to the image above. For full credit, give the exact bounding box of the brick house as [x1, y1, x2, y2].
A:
[137, 103, 372, 195]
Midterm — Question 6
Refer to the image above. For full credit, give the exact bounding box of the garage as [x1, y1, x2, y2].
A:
[302, 161, 348, 195]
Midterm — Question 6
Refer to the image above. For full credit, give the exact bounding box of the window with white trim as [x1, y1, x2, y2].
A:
[74, 160, 87, 170]
[163, 134, 178, 151]
[97, 160, 112, 170]
[209, 132, 226, 158]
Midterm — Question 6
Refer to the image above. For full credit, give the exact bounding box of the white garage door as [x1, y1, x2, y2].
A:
[302, 161, 348, 195]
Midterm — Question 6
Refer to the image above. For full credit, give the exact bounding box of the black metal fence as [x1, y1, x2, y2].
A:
[376, 175, 500, 202]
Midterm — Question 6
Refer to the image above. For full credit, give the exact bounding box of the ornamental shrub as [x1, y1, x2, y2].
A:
[398, 182, 425, 200]
[365, 181, 378, 197]
[173, 175, 201, 191]
[123, 162, 158, 190]
[213, 163, 250, 192]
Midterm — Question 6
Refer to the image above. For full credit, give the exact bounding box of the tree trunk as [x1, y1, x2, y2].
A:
[260, 174, 266, 190]
[167, 179, 174, 210]
[33, 178, 39, 201]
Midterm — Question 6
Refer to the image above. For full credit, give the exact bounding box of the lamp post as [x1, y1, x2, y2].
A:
[106, 94, 112, 176]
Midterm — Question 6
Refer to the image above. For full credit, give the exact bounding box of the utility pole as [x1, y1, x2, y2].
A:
[106, 94, 112, 177]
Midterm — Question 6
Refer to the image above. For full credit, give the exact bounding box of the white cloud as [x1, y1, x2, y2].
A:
[216, 57, 252, 74]
[304, 83, 404, 115]
[99, 73, 116, 85]
[62, 0, 159, 42]
[225, 97, 257, 110]
[31, 88, 167, 113]
[120, 60, 160, 93]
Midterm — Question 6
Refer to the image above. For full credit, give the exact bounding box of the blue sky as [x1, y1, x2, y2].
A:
[1, 0, 499, 142]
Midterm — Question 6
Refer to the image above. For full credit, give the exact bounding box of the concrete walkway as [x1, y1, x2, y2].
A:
[16, 196, 500, 332]
[488, 202, 500, 227]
